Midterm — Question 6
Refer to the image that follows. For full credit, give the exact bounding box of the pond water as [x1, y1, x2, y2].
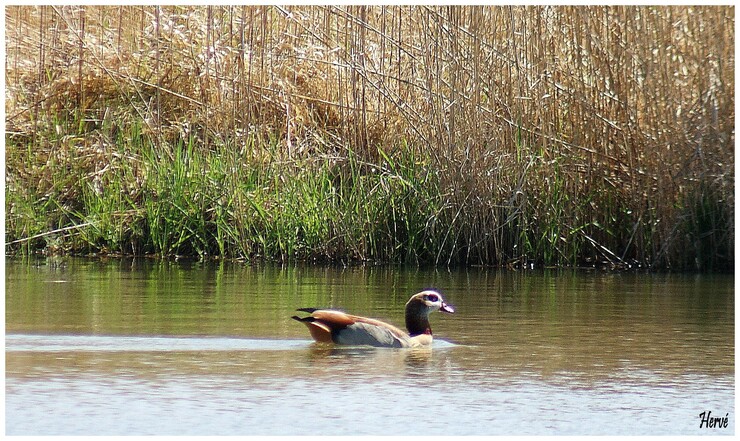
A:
[5, 258, 734, 435]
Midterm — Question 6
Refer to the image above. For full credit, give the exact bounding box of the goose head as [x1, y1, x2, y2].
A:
[405, 290, 454, 336]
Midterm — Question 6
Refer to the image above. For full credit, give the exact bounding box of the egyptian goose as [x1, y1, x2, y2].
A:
[292, 290, 454, 348]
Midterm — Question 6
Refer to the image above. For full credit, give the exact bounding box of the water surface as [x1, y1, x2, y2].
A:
[5, 258, 734, 435]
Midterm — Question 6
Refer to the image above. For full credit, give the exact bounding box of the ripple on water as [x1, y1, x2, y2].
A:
[6, 333, 312, 353]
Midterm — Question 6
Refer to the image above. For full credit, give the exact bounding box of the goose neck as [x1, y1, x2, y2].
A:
[405, 304, 431, 336]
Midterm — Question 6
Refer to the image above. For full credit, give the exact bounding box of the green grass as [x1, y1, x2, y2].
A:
[6, 120, 732, 271]
[6, 126, 456, 264]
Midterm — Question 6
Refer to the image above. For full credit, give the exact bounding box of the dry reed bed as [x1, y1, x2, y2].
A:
[5, 6, 735, 269]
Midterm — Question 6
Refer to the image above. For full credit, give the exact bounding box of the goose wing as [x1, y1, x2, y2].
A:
[292, 309, 410, 347]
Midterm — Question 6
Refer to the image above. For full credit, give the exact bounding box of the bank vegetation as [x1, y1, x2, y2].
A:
[5, 6, 734, 270]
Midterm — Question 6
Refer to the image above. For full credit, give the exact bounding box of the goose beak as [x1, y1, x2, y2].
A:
[440, 302, 455, 314]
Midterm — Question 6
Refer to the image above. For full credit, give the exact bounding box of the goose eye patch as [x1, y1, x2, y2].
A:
[426, 294, 439, 302]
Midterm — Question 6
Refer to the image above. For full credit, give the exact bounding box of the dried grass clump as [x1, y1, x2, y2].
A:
[5, 6, 734, 270]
